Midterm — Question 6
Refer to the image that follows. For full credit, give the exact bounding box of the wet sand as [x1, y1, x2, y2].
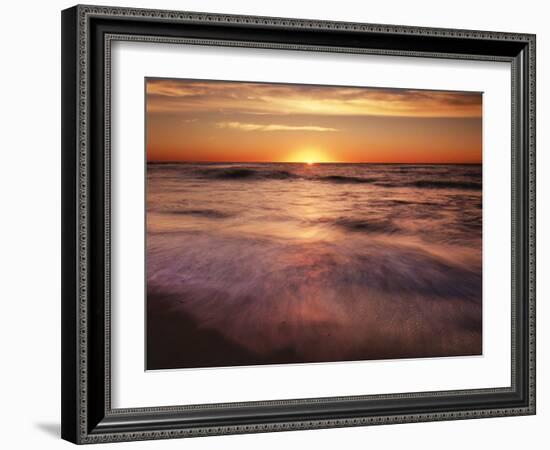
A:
[147, 291, 299, 369]
[147, 288, 481, 370]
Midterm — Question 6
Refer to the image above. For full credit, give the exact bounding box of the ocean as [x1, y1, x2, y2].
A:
[146, 162, 482, 369]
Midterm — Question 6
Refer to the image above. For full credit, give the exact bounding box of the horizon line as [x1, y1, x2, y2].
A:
[147, 160, 482, 165]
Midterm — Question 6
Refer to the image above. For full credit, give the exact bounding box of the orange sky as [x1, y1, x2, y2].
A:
[146, 78, 482, 164]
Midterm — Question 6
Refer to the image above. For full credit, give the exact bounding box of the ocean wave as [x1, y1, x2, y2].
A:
[153, 165, 482, 191]
[198, 167, 298, 180]
[319, 175, 378, 184]
[333, 217, 400, 234]
[178, 166, 384, 184]
[148, 232, 481, 305]
[164, 209, 233, 219]
[389, 199, 438, 206]
[314, 216, 400, 234]
[411, 180, 482, 190]
[198, 169, 379, 184]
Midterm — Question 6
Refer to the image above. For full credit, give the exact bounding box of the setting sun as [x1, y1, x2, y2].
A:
[287, 147, 331, 164]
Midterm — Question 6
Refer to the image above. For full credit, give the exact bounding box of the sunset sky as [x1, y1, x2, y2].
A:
[146, 78, 482, 164]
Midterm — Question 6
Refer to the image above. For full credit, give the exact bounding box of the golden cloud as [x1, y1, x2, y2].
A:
[216, 122, 339, 132]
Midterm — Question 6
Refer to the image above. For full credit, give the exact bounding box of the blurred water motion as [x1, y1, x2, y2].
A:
[146, 163, 482, 369]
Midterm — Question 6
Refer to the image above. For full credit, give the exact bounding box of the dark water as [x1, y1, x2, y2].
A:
[146, 163, 482, 369]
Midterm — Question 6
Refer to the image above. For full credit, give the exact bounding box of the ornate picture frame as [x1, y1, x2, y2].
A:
[61, 5, 536, 444]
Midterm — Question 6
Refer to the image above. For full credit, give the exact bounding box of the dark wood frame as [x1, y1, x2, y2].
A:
[61, 4, 536, 444]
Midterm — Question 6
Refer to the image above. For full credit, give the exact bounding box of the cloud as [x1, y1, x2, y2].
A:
[147, 79, 482, 118]
[216, 122, 339, 132]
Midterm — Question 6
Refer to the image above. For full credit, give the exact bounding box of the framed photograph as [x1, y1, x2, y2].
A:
[61, 5, 536, 444]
